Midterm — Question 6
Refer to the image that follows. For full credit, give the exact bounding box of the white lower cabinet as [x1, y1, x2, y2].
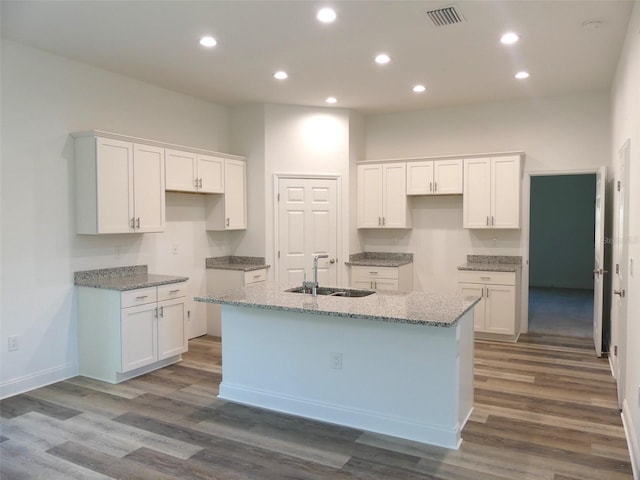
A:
[350, 264, 413, 291]
[458, 271, 520, 340]
[207, 268, 267, 335]
[78, 282, 188, 383]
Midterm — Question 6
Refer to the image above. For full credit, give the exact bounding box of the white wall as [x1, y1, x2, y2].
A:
[611, 1, 640, 474]
[263, 104, 352, 285]
[0, 40, 233, 397]
[229, 104, 267, 257]
[362, 92, 611, 329]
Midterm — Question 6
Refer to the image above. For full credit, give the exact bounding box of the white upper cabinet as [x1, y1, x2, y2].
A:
[165, 148, 224, 194]
[406, 159, 463, 195]
[463, 155, 521, 229]
[357, 163, 411, 228]
[206, 159, 247, 230]
[75, 135, 165, 234]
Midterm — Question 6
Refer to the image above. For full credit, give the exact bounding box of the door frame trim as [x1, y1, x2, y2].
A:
[273, 173, 344, 286]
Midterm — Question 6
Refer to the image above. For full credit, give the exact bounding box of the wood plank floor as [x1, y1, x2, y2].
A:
[1, 333, 633, 479]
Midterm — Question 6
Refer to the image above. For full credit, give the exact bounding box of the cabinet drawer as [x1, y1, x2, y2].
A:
[158, 282, 187, 301]
[457, 270, 516, 286]
[121, 287, 157, 308]
[351, 266, 399, 279]
[244, 269, 267, 285]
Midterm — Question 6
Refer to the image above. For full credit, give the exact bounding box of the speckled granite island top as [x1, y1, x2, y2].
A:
[74, 265, 188, 291]
[206, 256, 270, 272]
[345, 252, 413, 267]
[457, 255, 522, 272]
[195, 282, 478, 327]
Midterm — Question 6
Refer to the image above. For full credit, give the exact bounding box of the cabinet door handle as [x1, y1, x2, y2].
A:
[382, 217, 386, 226]
[131, 217, 135, 229]
[195, 178, 199, 189]
[491, 216, 495, 226]
[434, 181, 437, 193]
[159, 306, 164, 317]
[486, 216, 489, 226]
[154, 307, 158, 318]
[226, 217, 230, 226]
[199, 178, 203, 188]
[486, 287, 489, 298]
[430, 181, 433, 192]
[136, 217, 141, 229]
[378, 217, 382, 226]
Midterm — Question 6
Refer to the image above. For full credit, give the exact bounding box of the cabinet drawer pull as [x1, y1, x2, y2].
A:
[169, 289, 180, 294]
[135, 295, 148, 300]
[369, 271, 378, 275]
[480, 276, 491, 281]
[253, 274, 261, 279]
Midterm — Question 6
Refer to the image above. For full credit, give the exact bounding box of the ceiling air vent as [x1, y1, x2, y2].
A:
[425, 5, 465, 27]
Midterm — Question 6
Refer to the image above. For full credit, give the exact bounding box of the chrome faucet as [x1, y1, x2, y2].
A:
[303, 254, 329, 297]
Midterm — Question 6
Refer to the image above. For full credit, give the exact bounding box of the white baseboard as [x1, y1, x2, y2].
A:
[0, 363, 77, 399]
[622, 400, 640, 480]
[219, 382, 463, 450]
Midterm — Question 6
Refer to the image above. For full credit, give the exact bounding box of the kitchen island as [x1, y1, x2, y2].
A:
[195, 283, 478, 449]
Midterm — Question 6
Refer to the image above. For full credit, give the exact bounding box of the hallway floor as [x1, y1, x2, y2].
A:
[528, 287, 594, 338]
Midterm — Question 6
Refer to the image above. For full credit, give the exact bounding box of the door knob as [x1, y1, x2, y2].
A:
[329, 258, 335, 264]
[614, 289, 626, 297]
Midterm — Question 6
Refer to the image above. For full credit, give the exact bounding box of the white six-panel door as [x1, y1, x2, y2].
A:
[278, 177, 338, 288]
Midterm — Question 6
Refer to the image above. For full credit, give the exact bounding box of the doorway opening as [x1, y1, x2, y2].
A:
[528, 174, 597, 338]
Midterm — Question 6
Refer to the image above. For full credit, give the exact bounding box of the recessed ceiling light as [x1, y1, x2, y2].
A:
[317, 7, 337, 23]
[413, 85, 426, 93]
[500, 32, 519, 44]
[325, 97, 338, 104]
[515, 71, 530, 79]
[375, 53, 391, 64]
[199, 36, 217, 48]
[274, 71, 288, 80]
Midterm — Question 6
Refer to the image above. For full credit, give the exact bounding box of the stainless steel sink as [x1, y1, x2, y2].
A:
[286, 286, 375, 297]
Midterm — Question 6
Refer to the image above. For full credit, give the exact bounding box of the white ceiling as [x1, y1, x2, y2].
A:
[1, 0, 634, 114]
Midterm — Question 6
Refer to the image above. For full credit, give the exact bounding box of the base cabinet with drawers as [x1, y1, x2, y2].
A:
[77, 282, 188, 383]
[350, 264, 413, 291]
[458, 270, 520, 341]
[207, 267, 268, 335]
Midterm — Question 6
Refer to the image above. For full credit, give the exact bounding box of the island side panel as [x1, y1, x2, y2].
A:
[219, 305, 472, 449]
[457, 309, 474, 428]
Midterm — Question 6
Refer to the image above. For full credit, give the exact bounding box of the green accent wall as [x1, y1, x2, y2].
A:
[529, 174, 596, 290]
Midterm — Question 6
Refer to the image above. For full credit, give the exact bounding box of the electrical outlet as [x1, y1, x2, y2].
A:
[8, 335, 19, 351]
[330, 352, 342, 370]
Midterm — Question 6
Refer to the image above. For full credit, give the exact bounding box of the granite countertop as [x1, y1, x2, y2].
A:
[206, 256, 270, 272]
[457, 255, 522, 272]
[74, 265, 188, 291]
[346, 252, 413, 267]
[195, 282, 478, 328]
